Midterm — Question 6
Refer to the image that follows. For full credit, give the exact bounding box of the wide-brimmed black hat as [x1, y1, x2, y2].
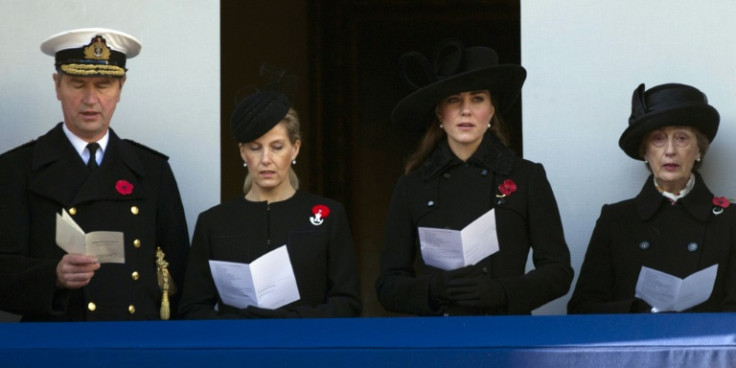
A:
[230, 90, 291, 143]
[391, 38, 526, 130]
[619, 83, 720, 160]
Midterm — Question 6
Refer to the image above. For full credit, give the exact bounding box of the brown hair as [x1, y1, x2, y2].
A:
[403, 96, 510, 174]
[243, 108, 301, 193]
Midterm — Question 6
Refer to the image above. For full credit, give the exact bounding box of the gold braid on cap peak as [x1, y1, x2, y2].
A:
[60, 64, 126, 77]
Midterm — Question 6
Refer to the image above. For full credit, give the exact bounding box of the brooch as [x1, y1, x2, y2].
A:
[310, 204, 330, 226]
[116, 179, 134, 195]
[495, 179, 517, 205]
[713, 196, 731, 215]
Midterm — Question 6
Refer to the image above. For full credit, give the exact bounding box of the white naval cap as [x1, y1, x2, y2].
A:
[41, 28, 142, 77]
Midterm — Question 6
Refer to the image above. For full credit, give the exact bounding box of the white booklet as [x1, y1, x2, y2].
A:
[55, 209, 125, 264]
[418, 208, 500, 271]
[209, 245, 300, 310]
[635, 264, 718, 312]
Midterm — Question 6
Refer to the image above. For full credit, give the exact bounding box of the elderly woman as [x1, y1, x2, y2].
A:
[375, 39, 573, 316]
[179, 89, 361, 319]
[568, 83, 736, 313]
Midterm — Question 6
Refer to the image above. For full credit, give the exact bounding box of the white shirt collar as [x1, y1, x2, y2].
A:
[653, 173, 695, 203]
[61, 123, 110, 166]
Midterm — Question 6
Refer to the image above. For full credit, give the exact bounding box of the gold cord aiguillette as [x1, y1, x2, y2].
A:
[156, 247, 177, 320]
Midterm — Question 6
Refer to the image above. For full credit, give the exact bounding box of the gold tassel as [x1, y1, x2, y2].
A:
[156, 247, 174, 320]
[160, 283, 170, 320]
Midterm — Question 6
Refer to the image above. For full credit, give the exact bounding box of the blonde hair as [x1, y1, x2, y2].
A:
[243, 108, 302, 193]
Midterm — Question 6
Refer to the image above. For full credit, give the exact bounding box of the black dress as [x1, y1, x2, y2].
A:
[179, 191, 362, 318]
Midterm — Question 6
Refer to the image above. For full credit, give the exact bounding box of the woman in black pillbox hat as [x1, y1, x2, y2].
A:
[376, 38, 573, 316]
[179, 68, 361, 319]
[569, 83, 736, 314]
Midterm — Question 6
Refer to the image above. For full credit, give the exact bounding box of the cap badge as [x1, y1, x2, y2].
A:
[83, 36, 111, 61]
[310, 205, 330, 226]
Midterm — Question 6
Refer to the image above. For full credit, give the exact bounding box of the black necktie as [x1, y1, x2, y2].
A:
[86, 143, 100, 171]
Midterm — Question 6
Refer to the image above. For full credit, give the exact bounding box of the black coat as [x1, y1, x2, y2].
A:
[568, 173, 736, 313]
[179, 191, 362, 318]
[376, 134, 573, 315]
[0, 123, 190, 321]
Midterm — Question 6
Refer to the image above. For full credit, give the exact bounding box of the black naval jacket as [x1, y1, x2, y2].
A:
[0, 123, 189, 321]
[376, 133, 573, 315]
[568, 173, 736, 313]
[179, 191, 362, 319]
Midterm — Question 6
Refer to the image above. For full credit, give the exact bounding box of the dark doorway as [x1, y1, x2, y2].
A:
[221, 0, 521, 316]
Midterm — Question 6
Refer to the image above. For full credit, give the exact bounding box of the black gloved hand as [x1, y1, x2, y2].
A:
[630, 298, 653, 313]
[428, 265, 482, 303]
[446, 271, 507, 308]
[245, 305, 299, 319]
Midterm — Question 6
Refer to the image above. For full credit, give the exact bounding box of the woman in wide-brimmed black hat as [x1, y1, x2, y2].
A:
[375, 39, 573, 316]
[569, 83, 736, 314]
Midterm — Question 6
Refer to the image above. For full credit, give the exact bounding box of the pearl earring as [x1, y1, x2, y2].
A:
[243, 162, 247, 168]
[292, 160, 297, 166]
[488, 123, 491, 128]
[439, 124, 444, 129]
[696, 157, 702, 162]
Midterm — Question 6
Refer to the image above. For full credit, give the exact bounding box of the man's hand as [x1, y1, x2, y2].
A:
[55, 254, 100, 289]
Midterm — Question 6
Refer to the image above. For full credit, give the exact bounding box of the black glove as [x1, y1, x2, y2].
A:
[428, 265, 481, 303]
[630, 298, 653, 313]
[245, 305, 299, 319]
[446, 272, 507, 308]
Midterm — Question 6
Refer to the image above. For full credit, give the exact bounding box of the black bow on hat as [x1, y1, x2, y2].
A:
[391, 38, 526, 130]
[619, 83, 720, 160]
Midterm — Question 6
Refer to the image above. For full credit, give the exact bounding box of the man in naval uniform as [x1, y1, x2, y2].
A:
[0, 28, 189, 321]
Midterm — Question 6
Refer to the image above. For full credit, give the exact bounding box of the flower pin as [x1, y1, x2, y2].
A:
[496, 179, 517, 198]
[712, 196, 731, 215]
[116, 180, 134, 195]
[310, 204, 330, 226]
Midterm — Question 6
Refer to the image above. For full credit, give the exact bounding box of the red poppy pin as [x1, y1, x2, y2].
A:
[496, 179, 517, 198]
[713, 196, 731, 215]
[116, 180, 134, 195]
[310, 204, 330, 226]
